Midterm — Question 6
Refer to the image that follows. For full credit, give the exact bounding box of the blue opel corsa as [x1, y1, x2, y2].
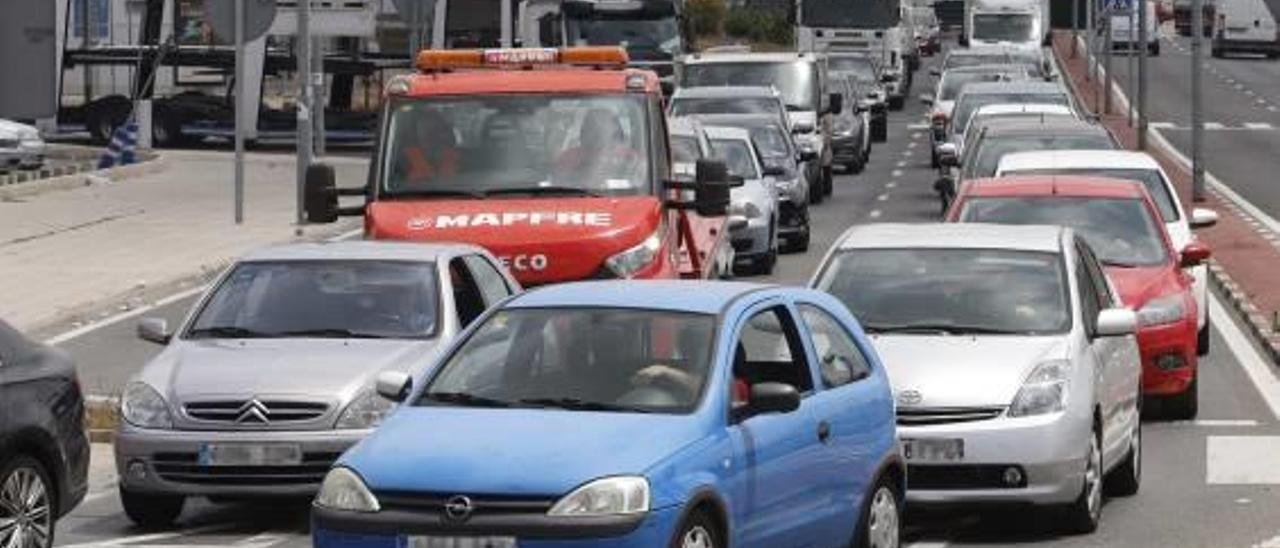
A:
[311, 281, 903, 548]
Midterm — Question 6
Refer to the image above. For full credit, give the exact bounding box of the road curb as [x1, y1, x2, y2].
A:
[0, 152, 167, 201]
[1206, 260, 1280, 363]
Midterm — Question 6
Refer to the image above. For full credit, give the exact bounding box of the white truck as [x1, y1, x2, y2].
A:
[797, 0, 915, 110]
[517, 0, 686, 88]
[962, 0, 1051, 48]
[1211, 0, 1280, 57]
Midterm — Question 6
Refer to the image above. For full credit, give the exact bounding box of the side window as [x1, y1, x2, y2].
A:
[733, 306, 814, 393]
[462, 255, 511, 307]
[1078, 242, 1115, 308]
[449, 258, 486, 328]
[650, 97, 671, 181]
[1074, 244, 1101, 332]
[798, 304, 872, 388]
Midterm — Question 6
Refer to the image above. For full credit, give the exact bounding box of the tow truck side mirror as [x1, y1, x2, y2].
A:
[694, 159, 732, 217]
[304, 163, 339, 223]
[827, 92, 844, 115]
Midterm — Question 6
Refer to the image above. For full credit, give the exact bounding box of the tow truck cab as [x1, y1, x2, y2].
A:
[304, 47, 734, 286]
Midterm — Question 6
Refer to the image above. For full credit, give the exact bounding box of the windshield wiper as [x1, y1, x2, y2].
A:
[483, 186, 604, 198]
[421, 392, 513, 408]
[518, 397, 652, 413]
[187, 326, 271, 339]
[867, 323, 1022, 335]
[274, 328, 389, 339]
[386, 189, 485, 199]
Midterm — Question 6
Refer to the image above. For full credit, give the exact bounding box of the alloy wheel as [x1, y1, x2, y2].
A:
[868, 486, 901, 548]
[1085, 436, 1103, 520]
[0, 464, 53, 548]
[681, 525, 714, 548]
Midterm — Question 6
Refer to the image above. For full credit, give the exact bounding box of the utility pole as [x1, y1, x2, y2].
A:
[1137, 0, 1149, 149]
[296, 0, 313, 226]
[1087, 0, 1096, 83]
[1073, 0, 1081, 57]
[1104, 5, 1114, 115]
[1191, 0, 1206, 200]
[234, 0, 246, 224]
[313, 36, 327, 156]
[1128, 4, 1136, 125]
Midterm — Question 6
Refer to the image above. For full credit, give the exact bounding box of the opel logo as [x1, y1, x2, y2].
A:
[897, 390, 923, 407]
[235, 399, 270, 424]
[443, 495, 474, 522]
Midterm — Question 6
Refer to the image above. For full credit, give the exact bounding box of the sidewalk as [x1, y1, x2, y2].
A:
[0, 150, 363, 335]
[1052, 32, 1280, 362]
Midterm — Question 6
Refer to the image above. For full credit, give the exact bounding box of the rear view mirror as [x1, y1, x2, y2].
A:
[375, 371, 413, 403]
[728, 215, 749, 231]
[919, 94, 934, 105]
[797, 150, 818, 162]
[694, 159, 732, 216]
[1095, 308, 1137, 337]
[792, 120, 816, 134]
[304, 163, 339, 223]
[930, 67, 942, 77]
[937, 142, 959, 166]
[827, 92, 844, 115]
[137, 317, 172, 345]
[1180, 242, 1212, 267]
[1190, 208, 1219, 229]
[747, 382, 802, 415]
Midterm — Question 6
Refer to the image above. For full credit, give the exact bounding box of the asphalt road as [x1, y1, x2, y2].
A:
[50, 51, 1280, 548]
[1103, 29, 1280, 219]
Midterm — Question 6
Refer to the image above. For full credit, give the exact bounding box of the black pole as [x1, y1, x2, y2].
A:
[132, 0, 165, 100]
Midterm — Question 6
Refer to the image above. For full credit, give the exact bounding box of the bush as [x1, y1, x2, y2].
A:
[687, 0, 727, 38]
[724, 8, 793, 46]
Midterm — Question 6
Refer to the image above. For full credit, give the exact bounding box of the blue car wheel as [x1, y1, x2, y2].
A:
[672, 510, 720, 548]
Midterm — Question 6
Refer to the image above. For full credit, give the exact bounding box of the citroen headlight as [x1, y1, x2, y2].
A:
[1008, 360, 1071, 417]
[121, 382, 173, 429]
[605, 225, 663, 278]
[335, 388, 397, 430]
[548, 476, 650, 517]
[316, 467, 381, 512]
[1137, 294, 1187, 327]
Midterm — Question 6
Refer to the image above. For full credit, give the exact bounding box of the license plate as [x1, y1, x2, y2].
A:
[903, 438, 964, 462]
[404, 537, 516, 548]
[197, 443, 302, 466]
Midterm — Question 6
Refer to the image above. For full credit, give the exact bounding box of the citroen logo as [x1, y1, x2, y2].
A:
[897, 390, 923, 407]
[235, 399, 270, 424]
[443, 495, 474, 522]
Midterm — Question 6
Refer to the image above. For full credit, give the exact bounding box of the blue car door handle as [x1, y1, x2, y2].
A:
[817, 421, 832, 443]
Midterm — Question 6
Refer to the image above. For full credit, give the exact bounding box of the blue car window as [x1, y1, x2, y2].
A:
[734, 307, 814, 393]
[797, 304, 871, 388]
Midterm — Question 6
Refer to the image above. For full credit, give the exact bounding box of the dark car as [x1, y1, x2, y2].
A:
[0, 320, 90, 548]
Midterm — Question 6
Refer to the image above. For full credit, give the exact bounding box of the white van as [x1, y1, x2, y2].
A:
[1212, 0, 1280, 57]
[1109, 0, 1162, 55]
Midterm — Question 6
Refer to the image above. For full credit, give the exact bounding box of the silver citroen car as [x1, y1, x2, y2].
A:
[114, 241, 519, 527]
[811, 223, 1142, 534]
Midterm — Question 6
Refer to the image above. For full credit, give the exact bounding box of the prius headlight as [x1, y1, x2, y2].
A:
[316, 467, 381, 512]
[1137, 294, 1187, 327]
[1008, 360, 1071, 417]
[548, 476, 650, 517]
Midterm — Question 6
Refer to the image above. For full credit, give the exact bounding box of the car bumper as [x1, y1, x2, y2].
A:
[0, 147, 43, 169]
[312, 504, 681, 548]
[730, 216, 772, 258]
[1137, 319, 1199, 396]
[114, 426, 369, 497]
[900, 411, 1090, 506]
[831, 134, 863, 161]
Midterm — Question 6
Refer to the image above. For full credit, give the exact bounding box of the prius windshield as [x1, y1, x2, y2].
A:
[419, 308, 716, 414]
[959, 197, 1170, 266]
[817, 249, 1070, 335]
[682, 61, 819, 111]
[381, 95, 653, 198]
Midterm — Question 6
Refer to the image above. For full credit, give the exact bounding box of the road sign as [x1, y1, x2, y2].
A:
[204, 0, 277, 44]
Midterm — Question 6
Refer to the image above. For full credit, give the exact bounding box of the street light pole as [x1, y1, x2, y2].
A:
[296, 0, 313, 226]
[234, 0, 245, 224]
[1138, 0, 1149, 148]
[1128, 4, 1136, 125]
[1073, 0, 1081, 57]
[1104, 6, 1114, 114]
[1191, 0, 1206, 200]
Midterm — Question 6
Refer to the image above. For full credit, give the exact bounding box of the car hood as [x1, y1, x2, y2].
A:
[367, 197, 662, 285]
[343, 407, 708, 497]
[1104, 263, 1187, 309]
[0, 119, 36, 138]
[146, 338, 441, 405]
[870, 335, 1068, 407]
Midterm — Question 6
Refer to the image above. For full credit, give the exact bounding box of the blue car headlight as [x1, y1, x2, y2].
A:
[316, 467, 381, 513]
[548, 476, 650, 517]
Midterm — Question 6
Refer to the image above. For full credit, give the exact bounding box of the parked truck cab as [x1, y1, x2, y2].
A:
[304, 47, 733, 286]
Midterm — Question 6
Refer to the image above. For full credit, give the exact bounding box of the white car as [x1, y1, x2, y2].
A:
[994, 150, 1220, 354]
[953, 103, 1076, 162]
[922, 64, 1033, 166]
[703, 125, 779, 276]
[811, 222, 1142, 534]
[0, 119, 45, 172]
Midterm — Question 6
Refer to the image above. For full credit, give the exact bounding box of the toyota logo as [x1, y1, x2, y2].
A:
[443, 495, 474, 522]
[897, 390, 923, 406]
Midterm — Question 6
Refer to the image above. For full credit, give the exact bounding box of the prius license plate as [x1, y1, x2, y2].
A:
[404, 537, 516, 548]
[196, 443, 302, 466]
[903, 438, 964, 462]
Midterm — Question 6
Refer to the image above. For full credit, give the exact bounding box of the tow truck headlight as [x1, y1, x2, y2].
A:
[1008, 360, 1071, 417]
[335, 388, 397, 430]
[316, 467, 381, 513]
[1137, 294, 1187, 327]
[121, 382, 173, 429]
[605, 226, 663, 278]
[548, 476, 650, 517]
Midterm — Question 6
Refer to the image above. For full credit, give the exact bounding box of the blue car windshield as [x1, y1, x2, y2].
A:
[419, 308, 717, 414]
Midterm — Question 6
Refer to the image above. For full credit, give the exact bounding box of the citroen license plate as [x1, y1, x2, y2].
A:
[903, 438, 964, 462]
[404, 537, 516, 548]
[196, 443, 302, 466]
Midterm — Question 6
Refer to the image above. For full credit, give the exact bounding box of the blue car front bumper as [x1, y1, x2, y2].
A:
[313, 505, 682, 548]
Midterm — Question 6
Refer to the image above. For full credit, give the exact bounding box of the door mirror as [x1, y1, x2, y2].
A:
[1180, 241, 1212, 267]
[137, 317, 172, 345]
[694, 159, 732, 216]
[375, 370, 413, 403]
[762, 164, 787, 177]
[827, 92, 844, 115]
[937, 142, 959, 166]
[881, 73, 896, 83]
[1095, 308, 1138, 337]
[747, 382, 801, 415]
[304, 163, 339, 223]
[919, 94, 934, 105]
[1190, 208, 1219, 229]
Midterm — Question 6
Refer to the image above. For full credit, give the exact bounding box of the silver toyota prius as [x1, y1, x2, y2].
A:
[114, 241, 519, 527]
[811, 223, 1142, 534]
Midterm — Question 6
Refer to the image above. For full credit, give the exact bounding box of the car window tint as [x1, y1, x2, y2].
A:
[1004, 167, 1180, 221]
[450, 258, 486, 327]
[734, 306, 814, 393]
[1075, 242, 1102, 330]
[671, 135, 703, 163]
[710, 138, 760, 179]
[1078, 242, 1116, 309]
[797, 304, 871, 388]
[462, 255, 511, 307]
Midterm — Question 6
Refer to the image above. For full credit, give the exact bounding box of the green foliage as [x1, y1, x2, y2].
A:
[723, 8, 794, 46]
[687, 0, 727, 37]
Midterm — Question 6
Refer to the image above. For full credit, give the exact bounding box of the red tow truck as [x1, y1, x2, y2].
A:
[305, 46, 734, 285]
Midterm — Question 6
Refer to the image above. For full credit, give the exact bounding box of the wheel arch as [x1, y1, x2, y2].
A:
[0, 427, 64, 515]
[670, 486, 732, 547]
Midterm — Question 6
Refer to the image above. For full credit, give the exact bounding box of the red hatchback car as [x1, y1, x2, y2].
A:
[947, 176, 1210, 418]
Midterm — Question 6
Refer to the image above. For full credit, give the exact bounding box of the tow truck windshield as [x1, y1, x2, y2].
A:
[380, 94, 653, 198]
[682, 62, 819, 112]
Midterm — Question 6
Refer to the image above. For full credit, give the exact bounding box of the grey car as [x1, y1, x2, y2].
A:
[705, 125, 779, 276]
[811, 223, 1143, 534]
[114, 241, 519, 526]
[0, 119, 45, 172]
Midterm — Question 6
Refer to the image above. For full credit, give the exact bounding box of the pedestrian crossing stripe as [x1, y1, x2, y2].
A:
[1149, 121, 1276, 131]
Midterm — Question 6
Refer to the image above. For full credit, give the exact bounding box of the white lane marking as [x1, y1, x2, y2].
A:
[908, 141, 919, 149]
[1244, 122, 1274, 130]
[876, 194, 890, 202]
[869, 209, 883, 219]
[43, 228, 363, 346]
[886, 181, 898, 189]
[1196, 419, 1262, 427]
[1149, 124, 1280, 235]
[904, 150, 914, 157]
[895, 160, 908, 167]
[1246, 89, 1256, 96]
[1207, 436, 1280, 484]
[1150, 121, 1178, 129]
[891, 169, 903, 178]
[57, 524, 236, 548]
[908, 123, 930, 130]
[1205, 122, 1226, 130]
[1269, 106, 1278, 112]
[1212, 294, 1280, 420]
[906, 542, 951, 548]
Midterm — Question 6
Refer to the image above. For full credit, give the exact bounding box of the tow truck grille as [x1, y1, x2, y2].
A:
[0, 139, 18, 149]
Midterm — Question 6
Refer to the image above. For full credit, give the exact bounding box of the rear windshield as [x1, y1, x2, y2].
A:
[959, 197, 1170, 266]
[1000, 168, 1180, 222]
[953, 93, 1069, 135]
[710, 138, 760, 179]
[965, 135, 1117, 179]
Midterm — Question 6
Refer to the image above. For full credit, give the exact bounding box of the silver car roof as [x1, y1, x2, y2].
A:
[668, 116, 706, 138]
[689, 113, 785, 128]
[978, 117, 1111, 137]
[702, 125, 754, 141]
[671, 86, 781, 99]
[958, 81, 1067, 95]
[240, 241, 483, 263]
[834, 223, 1067, 253]
[682, 51, 820, 64]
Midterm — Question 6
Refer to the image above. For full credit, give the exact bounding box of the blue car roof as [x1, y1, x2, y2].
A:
[507, 280, 774, 314]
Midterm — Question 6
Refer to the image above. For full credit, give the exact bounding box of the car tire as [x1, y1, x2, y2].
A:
[1150, 42, 1161, 56]
[856, 475, 902, 548]
[823, 166, 834, 197]
[785, 225, 811, 254]
[1198, 318, 1210, 356]
[1060, 430, 1103, 534]
[0, 456, 56, 548]
[1164, 376, 1199, 420]
[85, 95, 133, 143]
[152, 107, 184, 148]
[1105, 417, 1142, 497]
[120, 487, 185, 528]
[669, 509, 721, 548]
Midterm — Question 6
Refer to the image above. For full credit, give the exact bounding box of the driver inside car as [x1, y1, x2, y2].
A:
[395, 108, 460, 186]
[553, 108, 642, 189]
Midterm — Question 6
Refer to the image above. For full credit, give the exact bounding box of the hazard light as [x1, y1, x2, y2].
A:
[415, 46, 630, 72]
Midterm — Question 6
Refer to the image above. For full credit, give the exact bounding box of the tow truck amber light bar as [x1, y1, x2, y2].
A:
[415, 47, 630, 72]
